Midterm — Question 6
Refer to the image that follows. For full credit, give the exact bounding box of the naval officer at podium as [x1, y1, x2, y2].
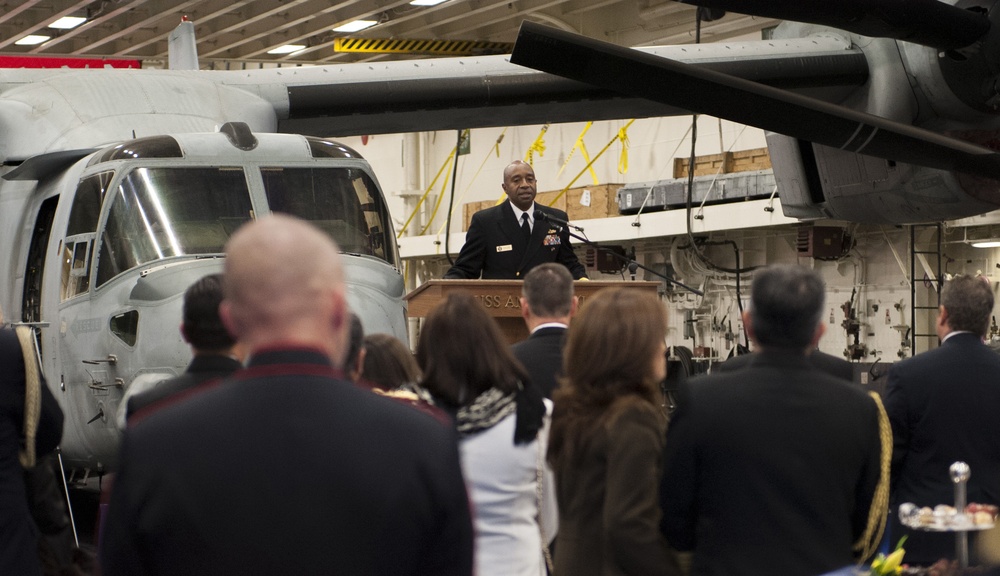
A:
[445, 161, 587, 280]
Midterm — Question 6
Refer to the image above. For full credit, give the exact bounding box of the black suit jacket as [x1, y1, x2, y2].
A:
[884, 332, 1000, 565]
[444, 201, 587, 279]
[660, 350, 881, 576]
[511, 325, 567, 399]
[0, 329, 63, 576]
[100, 347, 474, 576]
[716, 349, 855, 382]
[125, 354, 243, 421]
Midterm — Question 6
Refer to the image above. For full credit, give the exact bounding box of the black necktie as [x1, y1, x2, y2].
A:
[521, 213, 531, 241]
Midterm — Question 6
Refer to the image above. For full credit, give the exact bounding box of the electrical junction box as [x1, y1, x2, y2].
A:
[797, 226, 846, 259]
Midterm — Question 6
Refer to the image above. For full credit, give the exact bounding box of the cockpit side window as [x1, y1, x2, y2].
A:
[260, 167, 398, 266]
[95, 167, 253, 287]
[61, 171, 112, 301]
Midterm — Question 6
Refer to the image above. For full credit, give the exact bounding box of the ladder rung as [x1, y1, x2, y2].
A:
[911, 225, 941, 353]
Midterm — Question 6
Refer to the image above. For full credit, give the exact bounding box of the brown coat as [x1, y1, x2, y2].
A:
[550, 395, 681, 576]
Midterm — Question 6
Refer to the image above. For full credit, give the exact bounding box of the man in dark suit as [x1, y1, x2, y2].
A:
[660, 265, 881, 576]
[125, 273, 243, 423]
[100, 215, 474, 576]
[512, 263, 577, 398]
[444, 160, 587, 280]
[1, 312, 64, 576]
[715, 348, 854, 382]
[885, 274, 1000, 566]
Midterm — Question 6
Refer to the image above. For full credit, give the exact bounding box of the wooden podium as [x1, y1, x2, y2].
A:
[405, 280, 661, 344]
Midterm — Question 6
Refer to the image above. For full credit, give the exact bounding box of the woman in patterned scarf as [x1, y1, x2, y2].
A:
[417, 291, 556, 576]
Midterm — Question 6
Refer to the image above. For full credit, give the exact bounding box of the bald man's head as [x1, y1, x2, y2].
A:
[221, 215, 348, 363]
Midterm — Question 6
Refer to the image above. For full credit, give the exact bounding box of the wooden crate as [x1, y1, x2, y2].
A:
[535, 190, 568, 212]
[673, 152, 732, 178]
[565, 184, 622, 220]
[463, 199, 496, 231]
[731, 147, 772, 172]
[672, 147, 771, 178]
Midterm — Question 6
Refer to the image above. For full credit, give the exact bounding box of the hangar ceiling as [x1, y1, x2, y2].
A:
[0, 0, 778, 67]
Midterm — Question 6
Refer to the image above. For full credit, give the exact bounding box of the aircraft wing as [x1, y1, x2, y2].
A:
[509, 21, 1000, 183]
[217, 34, 867, 137]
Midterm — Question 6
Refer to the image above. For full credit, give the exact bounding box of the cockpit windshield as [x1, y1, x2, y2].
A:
[96, 167, 253, 287]
[93, 164, 397, 289]
[260, 166, 398, 266]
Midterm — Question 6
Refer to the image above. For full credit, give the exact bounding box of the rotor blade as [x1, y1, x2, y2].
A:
[510, 21, 1000, 181]
[676, 0, 989, 50]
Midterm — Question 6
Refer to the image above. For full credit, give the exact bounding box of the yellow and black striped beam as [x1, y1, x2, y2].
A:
[334, 37, 513, 56]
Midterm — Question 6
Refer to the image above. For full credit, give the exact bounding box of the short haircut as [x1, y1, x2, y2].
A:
[748, 264, 825, 349]
[183, 274, 235, 351]
[222, 215, 345, 343]
[361, 333, 421, 391]
[522, 263, 574, 317]
[344, 313, 365, 374]
[942, 274, 994, 337]
[417, 291, 527, 407]
[503, 160, 534, 181]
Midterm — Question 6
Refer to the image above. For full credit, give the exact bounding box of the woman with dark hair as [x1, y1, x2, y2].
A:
[417, 292, 556, 576]
[547, 288, 681, 576]
[359, 333, 421, 391]
[359, 333, 443, 420]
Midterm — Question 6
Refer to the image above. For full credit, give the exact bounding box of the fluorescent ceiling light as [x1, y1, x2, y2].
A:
[267, 44, 306, 54]
[971, 240, 1000, 248]
[50, 16, 87, 29]
[333, 20, 377, 33]
[410, 0, 450, 5]
[15, 35, 50, 46]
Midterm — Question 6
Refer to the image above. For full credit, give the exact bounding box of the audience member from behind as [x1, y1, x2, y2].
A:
[417, 292, 557, 576]
[547, 288, 680, 576]
[1, 305, 65, 576]
[126, 273, 244, 422]
[100, 215, 473, 576]
[715, 346, 853, 381]
[512, 262, 578, 398]
[358, 333, 443, 421]
[885, 274, 1000, 566]
[359, 333, 421, 392]
[660, 264, 881, 576]
[343, 312, 366, 382]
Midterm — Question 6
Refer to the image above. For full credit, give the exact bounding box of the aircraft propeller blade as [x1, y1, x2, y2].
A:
[510, 21, 1000, 182]
[674, 0, 990, 50]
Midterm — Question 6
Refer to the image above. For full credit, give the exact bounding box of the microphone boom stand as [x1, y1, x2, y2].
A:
[538, 213, 703, 296]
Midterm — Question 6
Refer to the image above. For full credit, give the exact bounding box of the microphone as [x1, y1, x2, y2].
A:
[628, 246, 639, 280]
[535, 209, 584, 232]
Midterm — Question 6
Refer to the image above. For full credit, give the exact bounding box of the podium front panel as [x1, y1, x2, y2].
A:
[405, 280, 660, 345]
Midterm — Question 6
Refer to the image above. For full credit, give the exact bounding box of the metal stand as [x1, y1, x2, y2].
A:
[56, 448, 80, 547]
[540, 215, 704, 296]
[951, 461, 971, 568]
